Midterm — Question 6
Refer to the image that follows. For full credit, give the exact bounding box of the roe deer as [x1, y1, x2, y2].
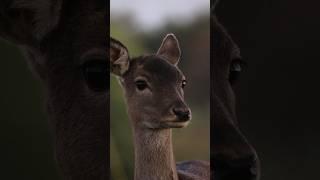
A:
[0, 0, 108, 179]
[212, 10, 260, 180]
[110, 34, 210, 180]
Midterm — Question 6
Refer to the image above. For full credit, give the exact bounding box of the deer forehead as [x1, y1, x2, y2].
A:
[129, 55, 184, 83]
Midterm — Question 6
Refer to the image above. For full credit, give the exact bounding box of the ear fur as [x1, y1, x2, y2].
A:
[157, 33, 181, 66]
[110, 37, 130, 76]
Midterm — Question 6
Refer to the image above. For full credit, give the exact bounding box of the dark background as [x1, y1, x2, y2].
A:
[0, 41, 60, 179]
[216, 1, 320, 180]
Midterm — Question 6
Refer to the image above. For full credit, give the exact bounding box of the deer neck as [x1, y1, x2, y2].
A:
[132, 125, 178, 180]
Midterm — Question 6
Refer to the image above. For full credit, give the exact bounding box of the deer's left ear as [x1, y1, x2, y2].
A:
[110, 37, 130, 76]
[157, 33, 181, 66]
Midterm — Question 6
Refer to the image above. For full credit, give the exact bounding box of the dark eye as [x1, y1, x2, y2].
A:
[229, 59, 246, 84]
[82, 60, 108, 92]
[135, 80, 148, 91]
[182, 80, 187, 89]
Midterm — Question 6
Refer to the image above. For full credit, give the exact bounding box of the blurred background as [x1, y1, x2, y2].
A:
[216, 0, 320, 180]
[111, 0, 210, 179]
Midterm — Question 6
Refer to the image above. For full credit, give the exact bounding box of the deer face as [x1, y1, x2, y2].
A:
[0, 1, 108, 178]
[110, 34, 191, 129]
[212, 16, 260, 180]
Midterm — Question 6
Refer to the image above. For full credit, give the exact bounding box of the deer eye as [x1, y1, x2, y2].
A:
[82, 60, 108, 91]
[135, 80, 148, 91]
[182, 80, 187, 89]
[229, 59, 246, 84]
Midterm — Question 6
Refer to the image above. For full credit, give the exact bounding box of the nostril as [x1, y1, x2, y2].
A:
[173, 108, 190, 121]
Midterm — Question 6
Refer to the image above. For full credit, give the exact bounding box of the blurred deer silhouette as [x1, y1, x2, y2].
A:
[0, 0, 108, 179]
[212, 2, 260, 180]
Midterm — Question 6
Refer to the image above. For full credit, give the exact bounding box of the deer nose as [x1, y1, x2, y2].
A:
[172, 107, 191, 122]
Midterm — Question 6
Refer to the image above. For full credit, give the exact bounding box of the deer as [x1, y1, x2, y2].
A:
[211, 2, 261, 179]
[0, 0, 108, 179]
[110, 34, 210, 180]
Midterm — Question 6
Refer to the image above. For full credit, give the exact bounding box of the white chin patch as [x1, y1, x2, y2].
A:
[166, 121, 190, 128]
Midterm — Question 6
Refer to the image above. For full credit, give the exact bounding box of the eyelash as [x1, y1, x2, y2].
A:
[135, 80, 148, 91]
[134, 78, 187, 91]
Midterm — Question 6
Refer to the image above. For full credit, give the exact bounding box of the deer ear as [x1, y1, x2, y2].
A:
[0, 0, 62, 47]
[110, 38, 130, 76]
[157, 33, 181, 66]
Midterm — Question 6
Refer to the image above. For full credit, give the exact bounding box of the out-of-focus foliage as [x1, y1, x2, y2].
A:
[111, 13, 210, 180]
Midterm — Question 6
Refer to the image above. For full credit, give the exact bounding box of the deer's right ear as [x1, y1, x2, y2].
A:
[157, 33, 181, 66]
[110, 38, 130, 76]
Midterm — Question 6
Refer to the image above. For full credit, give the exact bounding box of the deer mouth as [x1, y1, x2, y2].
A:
[142, 115, 191, 129]
[142, 118, 190, 129]
[160, 115, 191, 128]
[163, 120, 190, 128]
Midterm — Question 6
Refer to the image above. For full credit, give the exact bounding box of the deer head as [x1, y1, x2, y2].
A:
[110, 34, 191, 129]
[212, 15, 260, 180]
[0, 0, 108, 179]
